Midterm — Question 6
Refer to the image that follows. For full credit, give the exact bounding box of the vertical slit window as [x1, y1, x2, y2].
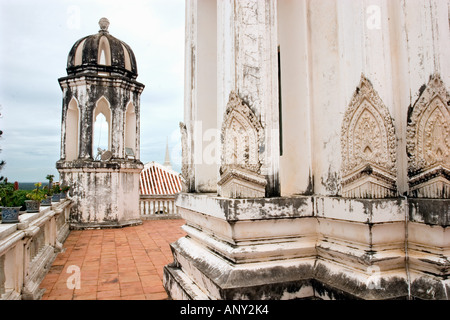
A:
[278, 45, 283, 156]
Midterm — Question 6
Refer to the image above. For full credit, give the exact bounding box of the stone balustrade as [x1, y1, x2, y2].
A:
[0, 199, 72, 300]
[140, 194, 180, 220]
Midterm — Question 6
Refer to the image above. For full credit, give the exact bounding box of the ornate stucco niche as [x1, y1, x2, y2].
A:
[406, 74, 450, 198]
[218, 91, 267, 198]
[341, 75, 398, 198]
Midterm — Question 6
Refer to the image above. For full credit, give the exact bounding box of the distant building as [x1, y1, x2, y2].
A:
[140, 140, 182, 195]
[139, 142, 182, 218]
[139, 161, 182, 196]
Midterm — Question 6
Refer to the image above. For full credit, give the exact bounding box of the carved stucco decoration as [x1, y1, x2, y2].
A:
[341, 75, 397, 198]
[218, 91, 267, 198]
[407, 74, 450, 198]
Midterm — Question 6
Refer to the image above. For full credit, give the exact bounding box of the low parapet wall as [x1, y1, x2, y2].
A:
[0, 199, 72, 300]
[140, 194, 180, 220]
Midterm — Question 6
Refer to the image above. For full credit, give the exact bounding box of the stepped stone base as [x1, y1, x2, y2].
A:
[163, 193, 449, 300]
[163, 236, 409, 300]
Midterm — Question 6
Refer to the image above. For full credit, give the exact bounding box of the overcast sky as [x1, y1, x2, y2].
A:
[0, 0, 185, 182]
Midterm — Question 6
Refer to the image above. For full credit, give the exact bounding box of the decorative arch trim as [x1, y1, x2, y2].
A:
[340, 75, 397, 198]
[98, 36, 111, 66]
[406, 74, 450, 198]
[121, 44, 132, 71]
[221, 91, 264, 173]
[218, 91, 267, 198]
[74, 39, 86, 66]
[65, 97, 80, 161]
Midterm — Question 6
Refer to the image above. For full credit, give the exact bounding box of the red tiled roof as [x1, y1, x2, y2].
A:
[139, 162, 182, 195]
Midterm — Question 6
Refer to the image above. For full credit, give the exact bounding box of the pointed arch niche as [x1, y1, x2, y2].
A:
[407, 74, 450, 198]
[218, 91, 267, 198]
[65, 97, 80, 161]
[125, 101, 137, 157]
[98, 36, 111, 66]
[221, 91, 263, 172]
[340, 76, 397, 198]
[93, 97, 112, 156]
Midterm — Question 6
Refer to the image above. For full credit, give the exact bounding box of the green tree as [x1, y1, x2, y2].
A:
[0, 130, 5, 182]
[44, 174, 55, 196]
[46, 174, 54, 188]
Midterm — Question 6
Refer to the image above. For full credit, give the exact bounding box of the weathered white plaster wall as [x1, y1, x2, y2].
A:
[306, 0, 343, 197]
[277, 0, 313, 196]
[277, 0, 449, 197]
[183, 0, 450, 197]
[218, 0, 280, 195]
[58, 165, 142, 228]
[191, 0, 218, 192]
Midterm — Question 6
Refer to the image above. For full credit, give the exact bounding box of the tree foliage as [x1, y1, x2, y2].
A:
[0, 129, 5, 182]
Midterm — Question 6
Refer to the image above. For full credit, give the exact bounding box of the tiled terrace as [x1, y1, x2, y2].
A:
[39, 219, 186, 300]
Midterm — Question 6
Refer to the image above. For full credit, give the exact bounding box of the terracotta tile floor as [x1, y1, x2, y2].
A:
[40, 219, 186, 300]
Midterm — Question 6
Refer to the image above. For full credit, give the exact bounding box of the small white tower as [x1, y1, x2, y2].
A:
[56, 18, 145, 229]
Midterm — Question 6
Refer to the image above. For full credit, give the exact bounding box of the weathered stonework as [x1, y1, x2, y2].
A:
[169, 0, 450, 301]
[217, 167, 267, 199]
[407, 74, 450, 198]
[218, 91, 267, 198]
[341, 75, 398, 198]
[164, 194, 448, 300]
[166, 194, 450, 300]
[56, 160, 142, 229]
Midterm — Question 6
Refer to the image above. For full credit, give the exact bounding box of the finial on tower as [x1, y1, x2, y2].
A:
[99, 17, 110, 33]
